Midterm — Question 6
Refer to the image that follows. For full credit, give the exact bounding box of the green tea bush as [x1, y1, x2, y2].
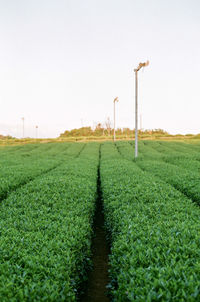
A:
[137, 160, 200, 205]
[0, 143, 99, 301]
[100, 142, 200, 301]
[0, 143, 84, 200]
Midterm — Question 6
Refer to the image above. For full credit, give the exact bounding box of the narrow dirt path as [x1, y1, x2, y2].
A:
[81, 150, 110, 302]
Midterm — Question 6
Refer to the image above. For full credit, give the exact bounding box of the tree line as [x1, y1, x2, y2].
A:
[60, 124, 169, 137]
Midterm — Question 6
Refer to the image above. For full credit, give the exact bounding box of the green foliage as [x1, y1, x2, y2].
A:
[60, 127, 94, 137]
[0, 134, 14, 139]
[116, 140, 200, 204]
[60, 127, 174, 139]
[137, 159, 200, 205]
[133, 142, 200, 204]
[1, 140, 200, 301]
[100, 142, 200, 301]
[0, 142, 87, 200]
[0, 143, 99, 300]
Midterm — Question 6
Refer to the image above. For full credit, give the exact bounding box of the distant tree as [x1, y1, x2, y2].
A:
[0, 134, 14, 139]
[60, 127, 93, 137]
[59, 125, 170, 138]
[116, 128, 123, 135]
[122, 128, 133, 136]
[60, 130, 70, 137]
[152, 129, 169, 135]
[104, 117, 112, 136]
[94, 123, 104, 136]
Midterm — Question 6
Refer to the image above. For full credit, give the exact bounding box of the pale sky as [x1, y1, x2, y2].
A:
[0, 0, 200, 138]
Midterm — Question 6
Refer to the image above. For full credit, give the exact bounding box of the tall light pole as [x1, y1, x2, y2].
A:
[113, 97, 119, 141]
[21, 117, 25, 138]
[134, 61, 149, 158]
[36, 125, 38, 139]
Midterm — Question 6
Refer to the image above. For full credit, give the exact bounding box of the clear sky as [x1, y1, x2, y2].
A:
[0, 0, 200, 138]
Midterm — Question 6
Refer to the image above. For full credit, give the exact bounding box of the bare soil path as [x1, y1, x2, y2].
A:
[81, 161, 110, 302]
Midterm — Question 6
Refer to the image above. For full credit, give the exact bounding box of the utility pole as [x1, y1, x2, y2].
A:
[134, 61, 149, 158]
[21, 117, 25, 138]
[113, 97, 119, 141]
[36, 125, 38, 139]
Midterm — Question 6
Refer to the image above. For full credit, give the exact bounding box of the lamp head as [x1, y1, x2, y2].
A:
[135, 60, 149, 72]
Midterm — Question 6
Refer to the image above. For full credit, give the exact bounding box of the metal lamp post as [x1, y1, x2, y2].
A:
[113, 97, 119, 141]
[21, 117, 25, 138]
[134, 61, 149, 158]
[36, 125, 38, 139]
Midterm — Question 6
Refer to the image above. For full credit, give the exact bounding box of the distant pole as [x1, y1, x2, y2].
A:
[134, 61, 149, 158]
[113, 97, 119, 141]
[135, 71, 138, 157]
[22, 117, 25, 138]
[36, 125, 38, 138]
[140, 114, 142, 131]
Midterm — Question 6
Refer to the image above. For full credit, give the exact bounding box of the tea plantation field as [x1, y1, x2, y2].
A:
[0, 141, 200, 301]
